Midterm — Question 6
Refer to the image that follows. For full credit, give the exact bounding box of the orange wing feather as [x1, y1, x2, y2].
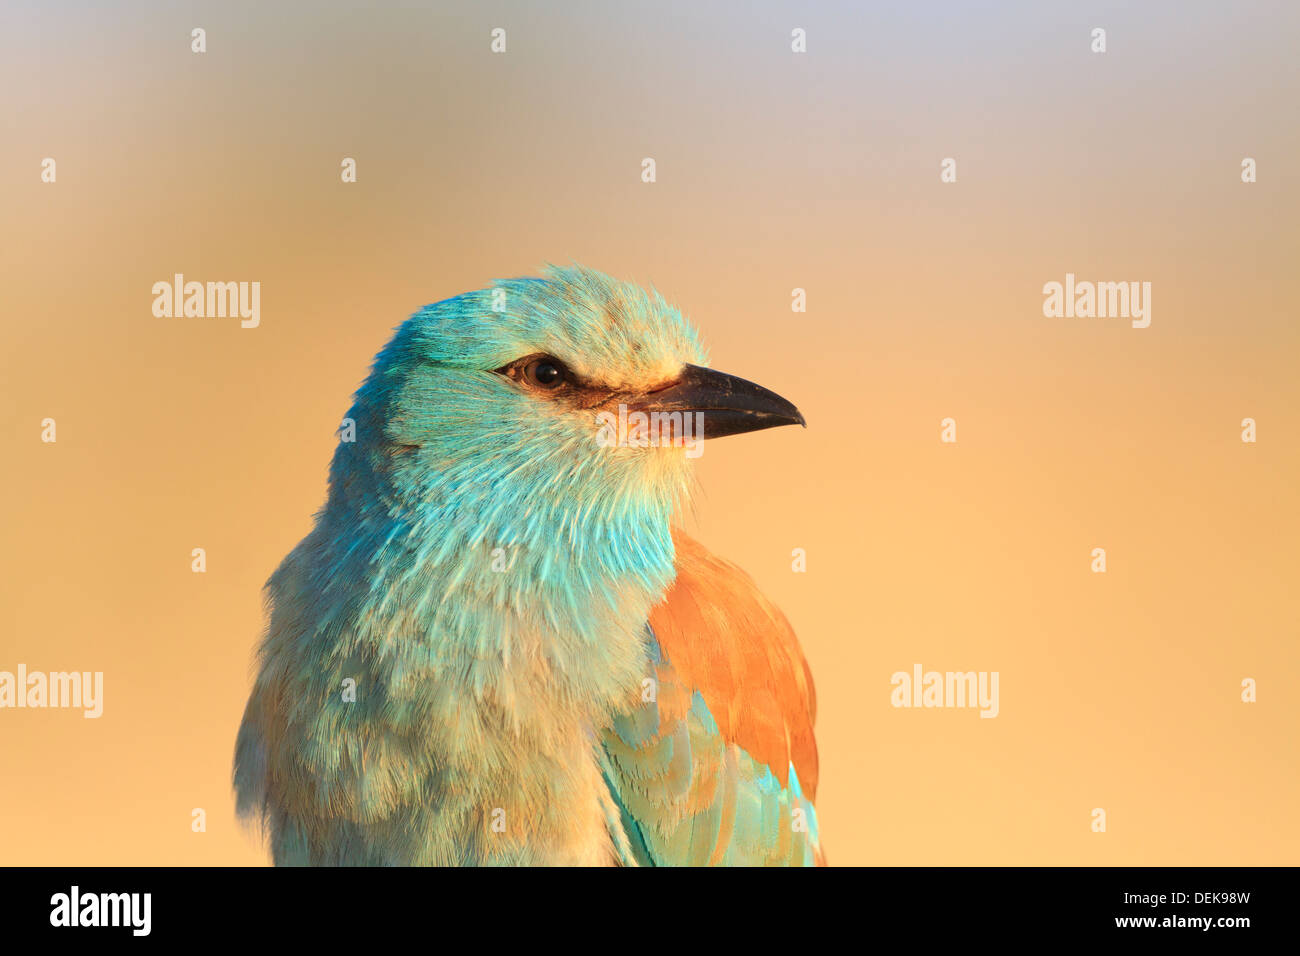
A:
[647, 529, 819, 798]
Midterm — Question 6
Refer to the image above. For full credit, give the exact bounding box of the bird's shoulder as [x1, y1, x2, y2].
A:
[648, 528, 818, 796]
[598, 528, 823, 866]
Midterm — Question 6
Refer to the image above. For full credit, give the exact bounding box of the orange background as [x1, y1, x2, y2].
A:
[1, 1, 1297, 865]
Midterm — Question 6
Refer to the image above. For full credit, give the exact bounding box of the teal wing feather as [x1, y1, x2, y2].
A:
[599, 632, 822, 867]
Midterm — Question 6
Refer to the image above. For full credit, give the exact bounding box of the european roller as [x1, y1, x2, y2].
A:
[234, 265, 823, 866]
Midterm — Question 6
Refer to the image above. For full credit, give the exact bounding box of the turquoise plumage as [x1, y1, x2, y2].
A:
[234, 265, 822, 865]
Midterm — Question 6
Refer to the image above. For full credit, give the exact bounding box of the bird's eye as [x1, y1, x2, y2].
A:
[523, 358, 566, 389]
[493, 354, 575, 392]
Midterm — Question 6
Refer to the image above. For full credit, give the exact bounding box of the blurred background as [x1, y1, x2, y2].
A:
[1, 0, 1297, 865]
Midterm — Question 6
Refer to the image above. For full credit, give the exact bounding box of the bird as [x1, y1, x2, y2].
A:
[233, 264, 823, 866]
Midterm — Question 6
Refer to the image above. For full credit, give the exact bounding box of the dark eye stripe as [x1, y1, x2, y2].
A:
[493, 353, 618, 408]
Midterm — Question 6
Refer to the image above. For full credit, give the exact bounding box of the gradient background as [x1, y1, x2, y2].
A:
[1, 0, 1297, 865]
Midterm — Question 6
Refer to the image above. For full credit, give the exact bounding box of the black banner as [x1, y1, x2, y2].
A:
[0, 866, 1284, 942]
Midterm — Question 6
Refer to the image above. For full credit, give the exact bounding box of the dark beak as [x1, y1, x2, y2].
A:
[629, 364, 806, 439]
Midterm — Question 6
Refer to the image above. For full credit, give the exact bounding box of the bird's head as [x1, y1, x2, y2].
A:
[331, 265, 803, 600]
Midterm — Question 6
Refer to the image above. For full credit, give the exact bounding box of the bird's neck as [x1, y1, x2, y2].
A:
[290, 433, 692, 860]
[324, 437, 687, 720]
[304, 492, 677, 863]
